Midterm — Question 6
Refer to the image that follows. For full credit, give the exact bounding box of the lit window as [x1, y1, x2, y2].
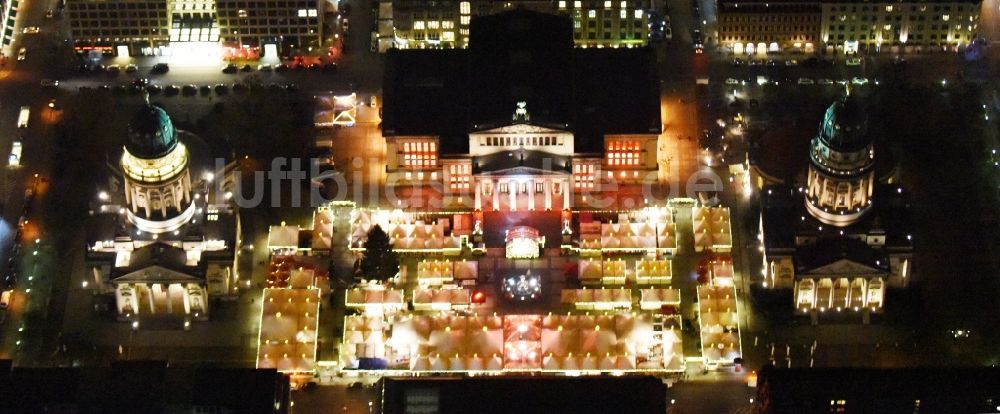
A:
[460, 16, 470, 25]
[237, 9, 247, 17]
[442, 21, 454, 29]
[298, 9, 307, 17]
[460, 1, 470, 14]
[620, 10, 626, 18]
[885, 5, 892, 12]
[414, 21, 425, 30]
[634, 9, 642, 18]
[604, 1, 611, 8]
[559, 0, 566, 8]
[588, 10, 596, 18]
[942, 14, 950, 21]
[442, 31, 454, 41]
[428, 20, 439, 29]
[574, 0, 581, 7]
[309, 9, 318, 17]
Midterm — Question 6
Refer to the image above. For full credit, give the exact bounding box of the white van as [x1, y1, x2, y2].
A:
[9, 141, 22, 166]
[17, 106, 29, 128]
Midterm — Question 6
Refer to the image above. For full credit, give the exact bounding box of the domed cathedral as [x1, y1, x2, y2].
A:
[755, 95, 913, 324]
[804, 96, 875, 227]
[85, 97, 241, 324]
[120, 98, 195, 234]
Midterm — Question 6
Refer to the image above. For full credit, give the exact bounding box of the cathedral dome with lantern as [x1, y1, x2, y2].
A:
[804, 95, 875, 227]
[120, 99, 194, 234]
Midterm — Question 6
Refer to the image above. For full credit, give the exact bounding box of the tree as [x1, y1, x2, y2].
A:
[359, 225, 400, 282]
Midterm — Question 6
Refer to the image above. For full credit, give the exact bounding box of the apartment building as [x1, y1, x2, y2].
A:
[716, 0, 980, 55]
[66, 0, 322, 56]
[375, 0, 651, 51]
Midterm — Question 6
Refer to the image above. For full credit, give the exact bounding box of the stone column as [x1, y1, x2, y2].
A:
[563, 180, 570, 210]
[146, 284, 156, 315]
[492, 179, 500, 211]
[527, 179, 535, 211]
[509, 180, 517, 212]
[474, 180, 482, 210]
[544, 178, 552, 210]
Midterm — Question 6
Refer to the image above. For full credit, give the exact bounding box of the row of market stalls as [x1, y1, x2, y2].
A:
[693, 207, 733, 253]
[578, 258, 673, 285]
[345, 284, 473, 313]
[257, 208, 337, 376]
[577, 208, 677, 255]
[560, 288, 680, 311]
[340, 313, 684, 373]
[350, 209, 471, 254]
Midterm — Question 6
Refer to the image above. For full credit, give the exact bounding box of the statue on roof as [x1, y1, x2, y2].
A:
[512, 101, 530, 123]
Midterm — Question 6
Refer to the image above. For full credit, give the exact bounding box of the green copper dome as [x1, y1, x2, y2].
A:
[126, 103, 177, 159]
[818, 96, 869, 152]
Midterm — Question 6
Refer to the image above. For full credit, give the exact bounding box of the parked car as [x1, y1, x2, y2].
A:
[151, 63, 170, 74]
[258, 64, 272, 71]
[125, 64, 138, 73]
[797, 77, 814, 85]
[222, 64, 238, 74]
[846, 57, 862, 66]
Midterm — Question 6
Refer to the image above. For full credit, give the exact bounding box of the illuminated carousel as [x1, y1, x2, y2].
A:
[503, 271, 541, 301]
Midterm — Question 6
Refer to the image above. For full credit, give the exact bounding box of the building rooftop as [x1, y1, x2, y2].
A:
[382, 10, 660, 155]
[380, 375, 667, 414]
[0, 360, 290, 414]
[757, 366, 1000, 414]
[126, 102, 178, 159]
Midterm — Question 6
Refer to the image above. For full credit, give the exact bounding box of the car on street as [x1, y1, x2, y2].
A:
[0, 289, 11, 308]
[851, 77, 869, 85]
[199, 85, 212, 95]
[151, 63, 170, 74]
[797, 77, 814, 85]
[132, 78, 149, 87]
[818, 78, 834, 85]
[785, 59, 798, 66]
[40, 79, 58, 87]
[214, 84, 228, 94]
[322, 62, 338, 72]
[240, 64, 254, 72]
[258, 64, 272, 71]
[125, 64, 138, 73]
[222, 64, 238, 74]
[731, 59, 744, 66]
[692, 29, 703, 53]
[17, 48, 26, 61]
[182, 84, 198, 95]
[9, 141, 22, 166]
[46, 9, 54, 18]
[22, 26, 39, 34]
[275, 63, 289, 72]
[145, 84, 162, 94]
[106, 64, 121, 74]
[846, 57, 862, 66]
[164, 85, 180, 95]
[48, 98, 61, 109]
[725, 78, 739, 85]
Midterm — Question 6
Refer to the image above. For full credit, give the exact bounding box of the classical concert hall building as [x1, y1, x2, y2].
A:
[381, 9, 662, 215]
[86, 98, 239, 323]
[752, 95, 912, 321]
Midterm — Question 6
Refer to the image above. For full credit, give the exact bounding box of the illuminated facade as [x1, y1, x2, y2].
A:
[756, 97, 912, 322]
[121, 101, 195, 234]
[805, 96, 874, 227]
[66, 0, 321, 56]
[718, 0, 821, 55]
[375, 0, 650, 52]
[820, 0, 979, 53]
[86, 102, 240, 323]
[717, 0, 980, 55]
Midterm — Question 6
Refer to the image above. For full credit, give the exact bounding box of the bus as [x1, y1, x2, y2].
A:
[17, 106, 30, 128]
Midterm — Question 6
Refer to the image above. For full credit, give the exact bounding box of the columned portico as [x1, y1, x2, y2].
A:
[475, 172, 570, 212]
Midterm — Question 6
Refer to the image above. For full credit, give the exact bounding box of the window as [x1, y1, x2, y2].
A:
[499, 183, 509, 193]
[559, 0, 566, 8]
[427, 20, 439, 29]
[607, 140, 641, 166]
[574, 0, 581, 7]
[603, 0, 611, 7]
[634, 9, 642, 18]
[401, 141, 437, 169]
[536, 182, 544, 193]
[460, 1, 470, 14]
[414, 20, 425, 30]
[573, 164, 596, 189]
